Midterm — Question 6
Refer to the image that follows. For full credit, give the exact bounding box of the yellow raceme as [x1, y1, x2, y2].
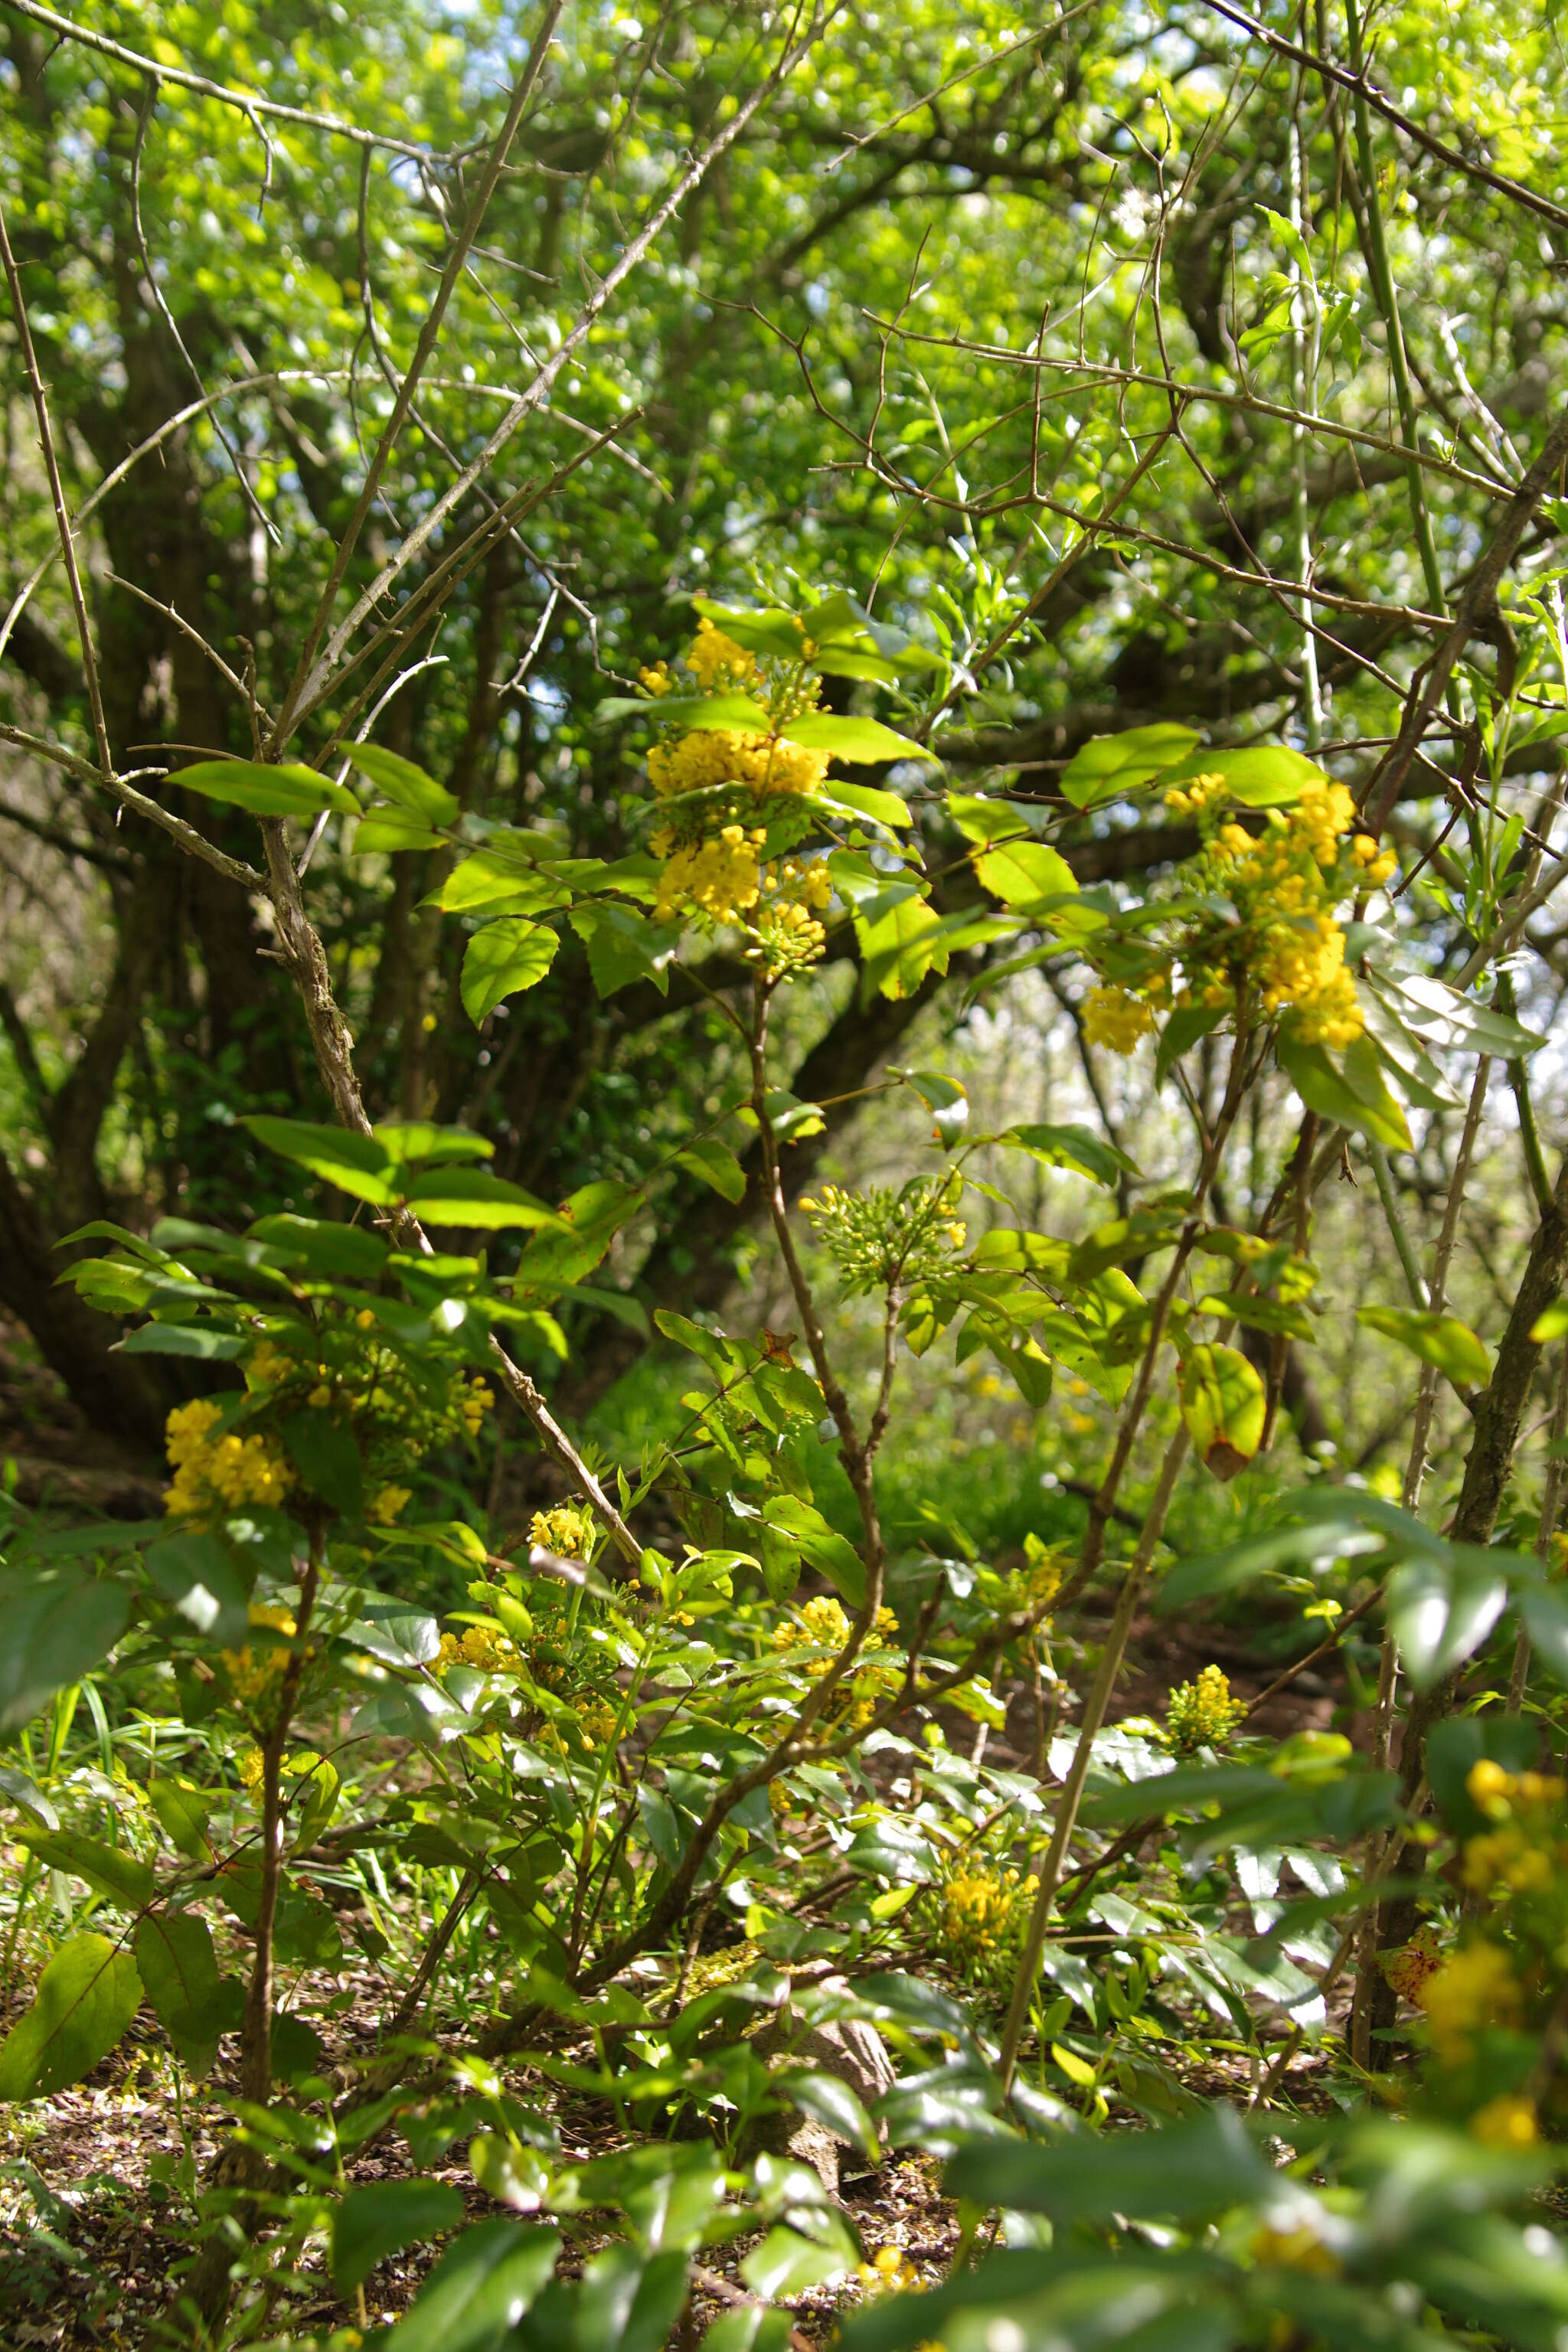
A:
[1089, 775, 1393, 1055]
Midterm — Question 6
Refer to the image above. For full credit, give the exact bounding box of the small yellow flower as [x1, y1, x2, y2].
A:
[369, 1484, 411, 1526]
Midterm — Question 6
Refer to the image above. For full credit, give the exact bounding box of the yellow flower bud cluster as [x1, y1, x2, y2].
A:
[1417, 1937, 1520, 2064]
[800, 1174, 968, 1295]
[1350, 831, 1397, 886]
[1462, 1759, 1568, 1900]
[165, 1398, 293, 1521]
[462, 1380, 495, 1439]
[1248, 2221, 1341, 2278]
[221, 1604, 299, 1713]
[750, 896, 828, 976]
[1165, 1664, 1246, 1756]
[234, 1745, 320, 1801]
[368, 1483, 411, 1525]
[1018, 1533, 1063, 1615]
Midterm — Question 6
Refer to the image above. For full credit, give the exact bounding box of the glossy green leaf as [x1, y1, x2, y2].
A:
[786, 712, 924, 764]
[946, 792, 1031, 844]
[404, 1168, 565, 1230]
[353, 813, 448, 854]
[1058, 723, 1200, 809]
[974, 839, 1080, 913]
[0, 1933, 142, 2100]
[281, 1409, 364, 1518]
[241, 1116, 398, 1204]
[946, 2105, 1274, 2223]
[1275, 1034, 1411, 1152]
[461, 918, 560, 1024]
[0, 1570, 130, 1734]
[333, 2178, 466, 2297]
[144, 1529, 250, 1638]
[1357, 1306, 1491, 1385]
[343, 743, 459, 825]
[16, 1829, 153, 1909]
[1154, 745, 1325, 808]
[741, 2226, 851, 2299]
[382, 2220, 560, 2352]
[172, 760, 358, 816]
[1178, 1345, 1267, 1481]
[1004, 1122, 1138, 1188]
[134, 1912, 222, 2071]
[1387, 1553, 1508, 1688]
[570, 903, 679, 998]
[675, 1137, 749, 1203]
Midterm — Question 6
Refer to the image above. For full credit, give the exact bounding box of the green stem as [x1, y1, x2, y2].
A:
[1367, 1140, 1429, 1308]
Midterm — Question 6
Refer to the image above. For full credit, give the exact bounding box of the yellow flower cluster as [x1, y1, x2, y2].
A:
[461, 1380, 495, 1439]
[1165, 1664, 1246, 1755]
[369, 1483, 411, 1525]
[530, 1503, 596, 1559]
[221, 1605, 298, 1713]
[1417, 1938, 1519, 2064]
[647, 728, 828, 802]
[684, 618, 757, 690]
[772, 1598, 899, 1660]
[654, 824, 764, 923]
[245, 1341, 297, 1391]
[438, 1624, 521, 1674]
[577, 1697, 619, 1751]
[773, 1594, 852, 1661]
[1462, 1759, 1568, 1899]
[1162, 770, 1229, 820]
[234, 1746, 321, 1800]
[1082, 983, 1155, 1055]
[939, 1864, 1038, 1975]
[1203, 780, 1373, 1048]
[858, 2246, 918, 2297]
[1085, 773, 1388, 1058]
[165, 1398, 293, 1521]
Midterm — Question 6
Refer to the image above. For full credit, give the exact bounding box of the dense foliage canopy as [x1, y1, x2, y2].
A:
[5, 0, 1568, 2344]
